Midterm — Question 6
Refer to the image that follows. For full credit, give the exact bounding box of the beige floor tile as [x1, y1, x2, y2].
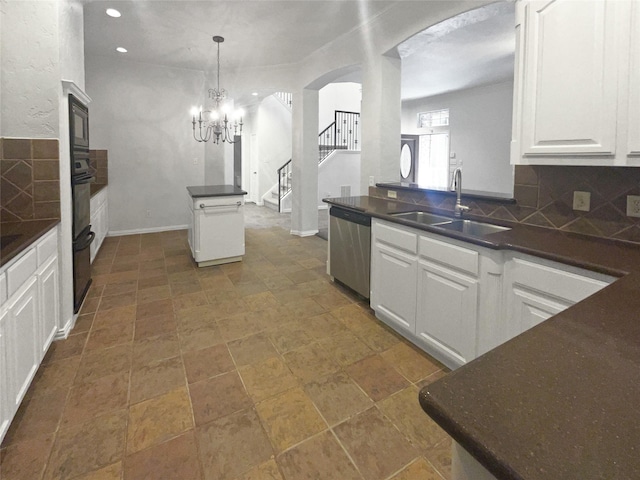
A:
[26, 355, 80, 397]
[235, 459, 283, 480]
[92, 305, 136, 330]
[416, 370, 449, 390]
[424, 436, 453, 480]
[303, 312, 351, 340]
[172, 291, 209, 311]
[238, 357, 299, 403]
[196, 408, 273, 480]
[268, 323, 315, 354]
[178, 322, 225, 352]
[134, 313, 177, 340]
[133, 332, 181, 368]
[61, 372, 129, 428]
[73, 313, 94, 333]
[255, 387, 326, 452]
[136, 284, 172, 303]
[127, 387, 194, 454]
[123, 431, 202, 480]
[75, 344, 132, 384]
[97, 291, 137, 312]
[85, 323, 134, 351]
[189, 371, 252, 425]
[42, 332, 87, 364]
[333, 407, 419, 480]
[243, 291, 279, 311]
[304, 371, 373, 426]
[44, 410, 127, 480]
[2, 388, 68, 446]
[130, 356, 186, 404]
[317, 331, 373, 367]
[345, 354, 410, 402]
[277, 430, 361, 480]
[388, 457, 443, 480]
[228, 332, 279, 366]
[381, 342, 444, 383]
[0, 433, 54, 480]
[217, 312, 264, 342]
[73, 461, 122, 480]
[102, 280, 138, 297]
[182, 343, 235, 383]
[286, 298, 327, 318]
[378, 386, 449, 450]
[282, 343, 340, 384]
[136, 298, 173, 319]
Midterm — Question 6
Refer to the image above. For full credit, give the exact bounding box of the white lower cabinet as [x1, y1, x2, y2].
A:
[0, 308, 10, 441]
[90, 187, 108, 263]
[6, 277, 40, 411]
[0, 227, 60, 444]
[371, 222, 418, 333]
[416, 259, 478, 367]
[503, 254, 614, 340]
[371, 219, 615, 370]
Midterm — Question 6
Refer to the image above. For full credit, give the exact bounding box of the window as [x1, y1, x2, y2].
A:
[417, 133, 450, 188]
[417, 109, 449, 128]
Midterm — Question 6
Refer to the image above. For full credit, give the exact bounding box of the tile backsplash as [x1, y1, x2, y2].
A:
[1, 138, 61, 223]
[371, 165, 640, 245]
[89, 149, 108, 188]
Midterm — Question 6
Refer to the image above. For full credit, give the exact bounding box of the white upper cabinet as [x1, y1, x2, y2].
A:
[512, 0, 635, 165]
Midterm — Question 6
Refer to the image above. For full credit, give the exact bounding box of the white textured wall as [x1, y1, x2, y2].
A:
[58, 0, 85, 90]
[318, 151, 361, 203]
[401, 81, 514, 196]
[85, 55, 206, 233]
[318, 82, 361, 132]
[1, 0, 60, 137]
[256, 95, 292, 201]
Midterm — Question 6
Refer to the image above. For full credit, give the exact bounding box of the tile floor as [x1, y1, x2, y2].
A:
[0, 205, 452, 480]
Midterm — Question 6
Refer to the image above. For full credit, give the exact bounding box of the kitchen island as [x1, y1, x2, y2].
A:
[324, 195, 640, 480]
[187, 185, 247, 267]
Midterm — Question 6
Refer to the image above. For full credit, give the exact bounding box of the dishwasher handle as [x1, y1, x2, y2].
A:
[329, 206, 371, 227]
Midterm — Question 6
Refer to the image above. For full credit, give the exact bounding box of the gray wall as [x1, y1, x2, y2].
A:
[401, 81, 514, 196]
[86, 55, 206, 234]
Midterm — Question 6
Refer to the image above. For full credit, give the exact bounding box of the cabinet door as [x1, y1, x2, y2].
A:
[371, 242, 417, 333]
[0, 308, 11, 443]
[628, 1, 640, 157]
[7, 278, 39, 410]
[506, 284, 568, 338]
[416, 260, 478, 366]
[519, 0, 619, 158]
[39, 256, 59, 360]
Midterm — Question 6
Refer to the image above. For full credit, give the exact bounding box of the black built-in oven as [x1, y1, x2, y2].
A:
[69, 95, 95, 313]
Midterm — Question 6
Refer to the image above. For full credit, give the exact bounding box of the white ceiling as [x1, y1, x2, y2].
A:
[83, 1, 515, 102]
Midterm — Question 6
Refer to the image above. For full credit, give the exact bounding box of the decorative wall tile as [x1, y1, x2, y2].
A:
[0, 138, 60, 222]
[371, 165, 640, 245]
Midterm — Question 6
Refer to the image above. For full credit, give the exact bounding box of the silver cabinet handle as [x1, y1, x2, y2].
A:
[199, 201, 242, 209]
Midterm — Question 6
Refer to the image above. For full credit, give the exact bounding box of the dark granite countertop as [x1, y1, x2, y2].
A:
[324, 195, 640, 480]
[187, 185, 247, 198]
[376, 182, 516, 203]
[1, 220, 60, 268]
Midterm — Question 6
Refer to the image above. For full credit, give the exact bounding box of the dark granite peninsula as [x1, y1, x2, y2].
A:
[324, 195, 640, 480]
[187, 185, 247, 198]
[0, 220, 59, 267]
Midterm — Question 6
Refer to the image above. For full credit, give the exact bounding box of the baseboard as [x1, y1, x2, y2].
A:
[55, 314, 76, 340]
[107, 224, 189, 237]
[290, 229, 319, 237]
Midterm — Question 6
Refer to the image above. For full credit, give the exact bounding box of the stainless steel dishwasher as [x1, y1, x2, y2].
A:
[329, 206, 371, 299]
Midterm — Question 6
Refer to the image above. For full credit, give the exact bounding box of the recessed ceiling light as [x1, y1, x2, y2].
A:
[106, 8, 121, 17]
[251, 92, 259, 96]
[116, 47, 128, 53]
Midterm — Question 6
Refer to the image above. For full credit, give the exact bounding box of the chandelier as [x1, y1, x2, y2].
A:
[191, 36, 243, 144]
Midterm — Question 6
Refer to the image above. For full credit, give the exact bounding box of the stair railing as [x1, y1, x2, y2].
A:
[318, 110, 360, 163]
[275, 92, 292, 109]
[277, 158, 292, 212]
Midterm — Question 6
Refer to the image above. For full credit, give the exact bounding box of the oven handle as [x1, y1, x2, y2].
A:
[72, 173, 95, 185]
[74, 231, 95, 251]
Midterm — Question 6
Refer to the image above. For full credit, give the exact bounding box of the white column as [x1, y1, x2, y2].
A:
[290, 88, 319, 236]
[360, 53, 402, 193]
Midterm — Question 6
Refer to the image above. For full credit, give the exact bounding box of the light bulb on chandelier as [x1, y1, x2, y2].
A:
[191, 36, 243, 144]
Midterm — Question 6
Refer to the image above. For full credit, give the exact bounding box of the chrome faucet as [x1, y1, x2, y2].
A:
[450, 168, 470, 218]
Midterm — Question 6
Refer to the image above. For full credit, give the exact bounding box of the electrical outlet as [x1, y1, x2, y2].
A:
[572, 191, 591, 212]
[369, 176, 375, 187]
[387, 190, 397, 199]
[627, 195, 640, 218]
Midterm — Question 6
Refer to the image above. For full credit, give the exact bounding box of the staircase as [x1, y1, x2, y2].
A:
[265, 111, 360, 213]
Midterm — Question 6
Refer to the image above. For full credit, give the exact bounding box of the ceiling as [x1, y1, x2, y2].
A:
[83, 1, 515, 102]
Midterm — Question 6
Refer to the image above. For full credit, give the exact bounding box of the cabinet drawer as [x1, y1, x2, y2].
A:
[511, 258, 611, 303]
[419, 235, 479, 276]
[7, 248, 37, 297]
[37, 229, 57, 266]
[373, 221, 417, 254]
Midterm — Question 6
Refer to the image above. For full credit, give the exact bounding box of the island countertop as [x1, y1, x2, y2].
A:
[187, 185, 247, 198]
[325, 195, 640, 480]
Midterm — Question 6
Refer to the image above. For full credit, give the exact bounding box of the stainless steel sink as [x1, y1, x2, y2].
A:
[438, 219, 511, 236]
[390, 211, 453, 226]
